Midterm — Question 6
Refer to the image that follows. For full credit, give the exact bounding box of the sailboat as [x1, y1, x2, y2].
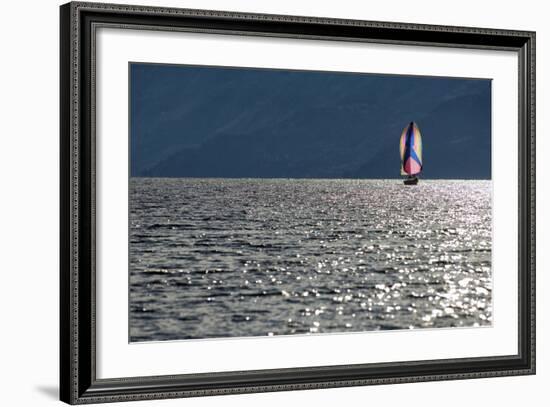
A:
[399, 121, 423, 185]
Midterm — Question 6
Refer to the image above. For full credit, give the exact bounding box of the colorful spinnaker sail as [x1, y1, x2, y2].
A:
[400, 122, 423, 176]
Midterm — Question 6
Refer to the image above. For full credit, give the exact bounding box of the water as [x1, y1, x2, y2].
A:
[129, 178, 492, 342]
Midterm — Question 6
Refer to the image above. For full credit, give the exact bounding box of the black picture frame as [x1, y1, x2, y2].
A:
[60, 1, 536, 404]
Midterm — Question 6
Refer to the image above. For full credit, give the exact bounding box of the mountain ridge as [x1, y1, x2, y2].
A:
[130, 64, 491, 179]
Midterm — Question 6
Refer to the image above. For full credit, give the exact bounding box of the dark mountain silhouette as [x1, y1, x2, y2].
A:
[131, 64, 491, 179]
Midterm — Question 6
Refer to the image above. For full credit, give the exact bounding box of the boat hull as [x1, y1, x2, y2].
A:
[403, 176, 419, 185]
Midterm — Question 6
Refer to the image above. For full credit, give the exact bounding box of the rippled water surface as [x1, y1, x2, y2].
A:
[130, 178, 492, 342]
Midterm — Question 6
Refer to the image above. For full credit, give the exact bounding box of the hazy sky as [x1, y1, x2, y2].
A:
[130, 63, 491, 179]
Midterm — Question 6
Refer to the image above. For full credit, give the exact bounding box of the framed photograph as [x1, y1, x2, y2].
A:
[60, 1, 535, 404]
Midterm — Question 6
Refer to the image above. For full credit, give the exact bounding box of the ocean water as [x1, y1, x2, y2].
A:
[129, 178, 492, 342]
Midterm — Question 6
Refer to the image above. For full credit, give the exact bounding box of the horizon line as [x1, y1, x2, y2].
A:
[130, 176, 492, 181]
